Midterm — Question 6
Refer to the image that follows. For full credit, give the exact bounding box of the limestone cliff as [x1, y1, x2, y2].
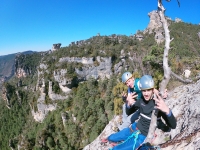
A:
[31, 56, 114, 122]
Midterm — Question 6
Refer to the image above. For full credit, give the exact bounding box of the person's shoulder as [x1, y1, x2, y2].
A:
[135, 78, 140, 84]
[135, 78, 141, 90]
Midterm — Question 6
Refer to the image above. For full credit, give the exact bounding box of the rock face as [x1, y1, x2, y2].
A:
[15, 68, 27, 78]
[157, 80, 200, 149]
[146, 10, 163, 34]
[31, 74, 58, 122]
[59, 57, 94, 65]
[31, 56, 113, 122]
[83, 80, 200, 150]
[145, 10, 165, 44]
[52, 43, 61, 51]
[175, 17, 182, 23]
[198, 32, 200, 39]
[83, 116, 121, 150]
[182, 69, 191, 78]
[60, 56, 113, 80]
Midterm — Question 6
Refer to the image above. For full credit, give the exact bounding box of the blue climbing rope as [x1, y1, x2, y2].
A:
[132, 130, 140, 150]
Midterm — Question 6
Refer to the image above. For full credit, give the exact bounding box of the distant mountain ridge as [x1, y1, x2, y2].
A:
[0, 50, 35, 57]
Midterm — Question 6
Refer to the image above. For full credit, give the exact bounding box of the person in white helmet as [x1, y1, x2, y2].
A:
[115, 72, 142, 131]
[105, 75, 176, 150]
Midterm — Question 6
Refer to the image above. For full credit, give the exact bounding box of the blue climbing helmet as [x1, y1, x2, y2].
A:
[121, 72, 133, 84]
[139, 75, 154, 90]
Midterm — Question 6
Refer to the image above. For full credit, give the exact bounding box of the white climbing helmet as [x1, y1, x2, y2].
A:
[121, 72, 133, 84]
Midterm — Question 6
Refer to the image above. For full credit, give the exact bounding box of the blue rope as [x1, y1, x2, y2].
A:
[132, 130, 140, 150]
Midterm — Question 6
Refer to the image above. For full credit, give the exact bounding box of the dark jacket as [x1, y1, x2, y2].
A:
[126, 97, 177, 136]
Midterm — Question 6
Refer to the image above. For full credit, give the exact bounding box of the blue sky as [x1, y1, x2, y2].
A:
[0, 0, 200, 56]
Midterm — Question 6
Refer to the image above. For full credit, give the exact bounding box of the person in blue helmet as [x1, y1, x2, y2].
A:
[106, 75, 177, 150]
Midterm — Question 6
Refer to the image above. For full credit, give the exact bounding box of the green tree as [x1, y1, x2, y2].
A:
[46, 136, 55, 148]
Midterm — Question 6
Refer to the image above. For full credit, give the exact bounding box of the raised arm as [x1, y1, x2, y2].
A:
[154, 92, 177, 129]
[126, 97, 140, 116]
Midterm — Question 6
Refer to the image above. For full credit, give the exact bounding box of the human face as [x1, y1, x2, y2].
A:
[125, 78, 134, 88]
[142, 89, 154, 101]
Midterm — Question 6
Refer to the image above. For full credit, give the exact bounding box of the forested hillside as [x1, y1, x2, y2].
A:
[0, 20, 200, 150]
